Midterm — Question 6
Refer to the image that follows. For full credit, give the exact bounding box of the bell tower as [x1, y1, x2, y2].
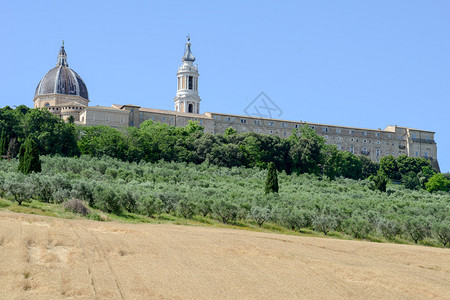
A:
[174, 36, 201, 114]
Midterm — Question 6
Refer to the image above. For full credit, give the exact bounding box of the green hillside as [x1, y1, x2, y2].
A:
[0, 156, 448, 247]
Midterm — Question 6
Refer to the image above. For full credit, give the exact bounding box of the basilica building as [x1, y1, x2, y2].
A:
[33, 39, 440, 171]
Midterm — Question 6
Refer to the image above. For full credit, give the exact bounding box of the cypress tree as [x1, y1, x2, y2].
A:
[17, 140, 27, 173]
[18, 138, 41, 174]
[0, 131, 7, 157]
[265, 162, 279, 194]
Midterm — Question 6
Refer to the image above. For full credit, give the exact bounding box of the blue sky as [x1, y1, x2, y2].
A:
[1, 0, 449, 172]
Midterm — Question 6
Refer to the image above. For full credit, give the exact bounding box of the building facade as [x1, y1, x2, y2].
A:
[33, 40, 440, 171]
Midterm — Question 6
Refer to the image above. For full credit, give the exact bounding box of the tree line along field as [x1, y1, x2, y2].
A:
[0, 155, 449, 247]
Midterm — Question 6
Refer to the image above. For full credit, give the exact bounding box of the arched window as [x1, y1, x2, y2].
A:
[188, 103, 193, 113]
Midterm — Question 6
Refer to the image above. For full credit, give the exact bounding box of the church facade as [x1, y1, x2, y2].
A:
[33, 40, 440, 171]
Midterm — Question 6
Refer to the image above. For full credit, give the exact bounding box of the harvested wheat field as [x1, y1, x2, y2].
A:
[0, 212, 449, 299]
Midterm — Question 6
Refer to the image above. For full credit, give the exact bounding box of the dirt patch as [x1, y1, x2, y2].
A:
[0, 211, 449, 299]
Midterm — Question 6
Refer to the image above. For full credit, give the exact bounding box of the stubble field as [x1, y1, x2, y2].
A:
[0, 211, 449, 299]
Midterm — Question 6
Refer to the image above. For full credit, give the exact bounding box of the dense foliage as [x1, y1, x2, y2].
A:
[18, 138, 41, 175]
[0, 106, 79, 157]
[0, 156, 448, 246]
[77, 119, 381, 181]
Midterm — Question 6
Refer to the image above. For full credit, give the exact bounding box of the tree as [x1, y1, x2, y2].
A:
[368, 172, 388, 192]
[418, 166, 436, 188]
[224, 127, 237, 137]
[402, 172, 421, 190]
[359, 156, 379, 179]
[249, 206, 272, 227]
[312, 214, 337, 235]
[3, 173, 33, 205]
[344, 216, 372, 238]
[426, 173, 450, 193]
[207, 144, 243, 168]
[138, 195, 163, 217]
[0, 130, 8, 156]
[289, 138, 321, 175]
[93, 185, 122, 214]
[212, 199, 239, 224]
[377, 218, 402, 240]
[379, 155, 400, 180]
[405, 216, 431, 244]
[177, 199, 197, 219]
[265, 162, 279, 194]
[433, 221, 450, 247]
[22, 108, 79, 156]
[18, 138, 41, 175]
[6, 137, 19, 159]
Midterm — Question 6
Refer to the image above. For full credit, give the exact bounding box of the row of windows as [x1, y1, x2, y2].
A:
[223, 117, 299, 128]
[330, 136, 405, 147]
[88, 114, 125, 124]
[316, 126, 406, 140]
[48, 106, 82, 111]
[411, 133, 431, 140]
[217, 116, 407, 140]
[233, 126, 290, 136]
[342, 145, 382, 156]
[139, 113, 175, 123]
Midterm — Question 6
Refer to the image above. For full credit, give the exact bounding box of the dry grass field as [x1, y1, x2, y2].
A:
[0, 211, 449, 299]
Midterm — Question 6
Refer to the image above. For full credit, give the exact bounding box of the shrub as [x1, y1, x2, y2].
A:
[63, 198, 90, 216]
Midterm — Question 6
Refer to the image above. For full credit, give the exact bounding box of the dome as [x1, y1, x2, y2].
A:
[182, 36, 195, 62]
[35, 44, 89, 100]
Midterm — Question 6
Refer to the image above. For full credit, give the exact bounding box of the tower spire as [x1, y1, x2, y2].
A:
[182, 35, 195, 62]
[174, 36, 201, 114]
[56, 40, 68, 67]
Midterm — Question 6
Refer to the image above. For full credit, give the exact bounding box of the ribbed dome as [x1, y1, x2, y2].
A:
[35, 44, 89, 100]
